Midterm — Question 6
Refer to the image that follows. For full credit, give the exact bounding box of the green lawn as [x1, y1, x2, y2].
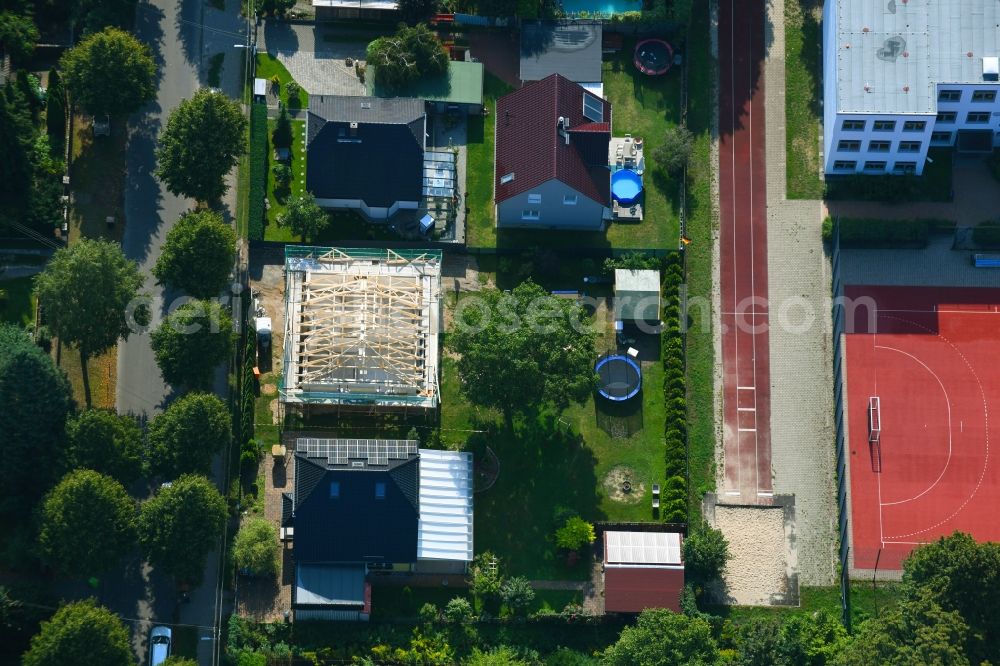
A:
[685, 1, 719, 514]
[444, 287, 665, 580]
[785, 0, 825, 199]
[0, 276, 37, 327]
[707, 583, 904, 629]
[255, 54, 309, 108]
[264, 119, 306, 230]
[465, 56, 682, 250]
[465, 74, 511, 248]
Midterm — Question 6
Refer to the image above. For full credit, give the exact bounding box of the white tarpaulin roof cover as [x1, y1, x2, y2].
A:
[417, 449, 473, 562]
[605, 531, 683, 566]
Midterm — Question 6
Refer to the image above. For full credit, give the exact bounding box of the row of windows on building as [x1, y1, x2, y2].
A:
[837, 139, 922, 153]
[842, 112, 995, 134]
[831, 160, 917, 173]
[521, 194, 579, 219]
[841, 119, 927, 132]
[938, 89, 997, 103]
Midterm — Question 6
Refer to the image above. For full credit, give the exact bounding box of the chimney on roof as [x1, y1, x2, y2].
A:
[558, 116, 570, 145]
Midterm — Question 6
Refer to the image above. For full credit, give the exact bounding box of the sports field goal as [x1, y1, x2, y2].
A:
[869, 396, 882, 472]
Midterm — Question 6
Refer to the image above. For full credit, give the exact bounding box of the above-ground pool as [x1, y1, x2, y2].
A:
[634, 39, 674, 76]
[596, 354, 642, 402]
[561, 0, 641, 14]
[611, 169, 643, 206]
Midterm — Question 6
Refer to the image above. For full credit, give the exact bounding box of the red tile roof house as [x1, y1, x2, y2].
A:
[494, 74, 612, 231]
[603, 530, 685, 614]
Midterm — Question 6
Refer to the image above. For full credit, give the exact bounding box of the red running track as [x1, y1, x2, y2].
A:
[718, 0, 772, 502]
[844, 286, 1000, 570]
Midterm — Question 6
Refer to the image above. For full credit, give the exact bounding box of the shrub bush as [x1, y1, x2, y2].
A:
[835, 217, 933, 249]
[972, 221, 1000, 248]
[661, 253, 688, 524]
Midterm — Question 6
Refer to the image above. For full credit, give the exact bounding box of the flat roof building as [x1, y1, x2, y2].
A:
[824, 0, 1000, 176]
[281, 247, 442, 411]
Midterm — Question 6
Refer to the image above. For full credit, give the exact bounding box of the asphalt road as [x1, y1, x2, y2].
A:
[114, 0, 246, 663]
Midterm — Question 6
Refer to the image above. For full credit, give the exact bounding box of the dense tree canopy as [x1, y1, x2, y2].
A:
[39, 470, 136, 577]
[34, 238, 145, 405]
[448, 280, 596, 427]
[277, 192, 329, 242]
[0, 11, 38, 63]
[0, 324, 73, 517]
[138, 474, 227, 584]
[554, 516, 595, 552]
[59, 27, 156, 117]
[151, 300, 233, 390]
[683, 524, 730, 590]
[148, 392, 232, 479]
[397, 0, 437, 24]
[155, 88, 247, 202]
[232, 517, 280, 578]
[367, 23, 448, 90]
[66, 409, 144, 485]
[22, 599, 133, 666]
[602, 609, 718, 666]
[899, 531, 1000, 663]
[652, 126, 694, 176]
[153, 210, 237, 298]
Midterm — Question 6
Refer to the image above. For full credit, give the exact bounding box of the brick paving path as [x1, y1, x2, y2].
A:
[761, 0, 838, 586]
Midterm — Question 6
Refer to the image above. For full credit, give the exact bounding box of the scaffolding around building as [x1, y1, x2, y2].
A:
[281, 246, 442, 410]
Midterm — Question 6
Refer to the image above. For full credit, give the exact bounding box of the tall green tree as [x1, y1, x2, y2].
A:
[397, 0, 438, 24]
[652, 126, 694, 176]
[155, 89, 247, 202]
[277, 192, 329, 242]
[271, 104, 292, 149]
[0, 324, 73, 518]
[367, 23, 448, 90]
[683, 524, 730, 590]
[38, 470, 136, 578]
[447, 280, 596, 429]
[65, 409, 144, 485]
[0, 82, 36, 228]
[46, 67, 66, 152]
[901, 531, 1000, 663]
[837, 593, 969, 666]
[232, 517, 280, 578]
[138, 474, 226, 584]
[59, 27, 156, 118]
[463, 645, 533, 666]
[554, 516, 596, 552]
[602, 609, 718, 666]
[0, 12, 38, 63]
[153, 210, 236, 298]
[22, 599, 133, 666]
[148, 392, 232, 479]
[34, 238, 145, 406]
[151, 300, 233, 390]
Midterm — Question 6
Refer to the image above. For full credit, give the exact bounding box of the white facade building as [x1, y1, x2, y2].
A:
[824, 0, 1000, 176]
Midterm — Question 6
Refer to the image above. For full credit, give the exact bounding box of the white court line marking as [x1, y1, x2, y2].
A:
[876, 344, 953, 507]
[725, 490, 742, 496]
[738, 386, 756, 391]
[738, 427, 757, 432]
[757, 491, 774, 497]
[873, 313, 991, 541]
[737, 407, 756, 412]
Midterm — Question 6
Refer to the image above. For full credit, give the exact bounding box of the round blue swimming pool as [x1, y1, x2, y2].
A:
[611, 169, 643, 206]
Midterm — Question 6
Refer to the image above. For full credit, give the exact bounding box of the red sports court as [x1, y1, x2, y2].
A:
[844, 285, 1000, 570]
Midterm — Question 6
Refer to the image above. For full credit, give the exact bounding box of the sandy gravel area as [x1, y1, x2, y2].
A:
[712, 505, 791, 605]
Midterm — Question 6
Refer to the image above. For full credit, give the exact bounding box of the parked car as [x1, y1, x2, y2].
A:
[149, 625, 171, 666]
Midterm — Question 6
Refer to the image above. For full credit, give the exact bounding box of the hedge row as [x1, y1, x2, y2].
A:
[661, 254, 687, 524]
[248, 103, 268, 241]
[820, 216, 955, 249]
[972, 221, 1000, 248]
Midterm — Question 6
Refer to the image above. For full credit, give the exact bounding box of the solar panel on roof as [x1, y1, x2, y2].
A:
[582, 93, 604, 123]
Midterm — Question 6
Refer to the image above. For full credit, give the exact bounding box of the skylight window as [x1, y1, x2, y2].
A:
[582, 93, 604, 123]
[329, 481, 340, 499]
[500, 173, 515, 185]
[375, 482, 386, 500]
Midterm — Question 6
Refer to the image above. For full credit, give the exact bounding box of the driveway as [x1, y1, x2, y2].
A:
[260, 21, 368, 96]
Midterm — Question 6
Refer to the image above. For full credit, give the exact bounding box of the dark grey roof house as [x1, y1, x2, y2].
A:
[520, 21, 603, 88]
[305, 95, 427, 220]
[284, 436, 473, 621]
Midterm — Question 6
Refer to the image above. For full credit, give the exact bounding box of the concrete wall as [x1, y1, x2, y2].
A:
[496, 178, 606, 230]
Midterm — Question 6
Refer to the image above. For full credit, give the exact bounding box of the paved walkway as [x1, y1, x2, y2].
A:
[761, 0, 838, 586]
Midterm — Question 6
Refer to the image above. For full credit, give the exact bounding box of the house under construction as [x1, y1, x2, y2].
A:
[281, 247, 442, 412]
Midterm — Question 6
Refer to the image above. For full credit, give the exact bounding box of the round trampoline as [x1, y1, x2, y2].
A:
[595, 354, 642, 402]
[634, 39, 674, 76]
[611, 169, 643, 206]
